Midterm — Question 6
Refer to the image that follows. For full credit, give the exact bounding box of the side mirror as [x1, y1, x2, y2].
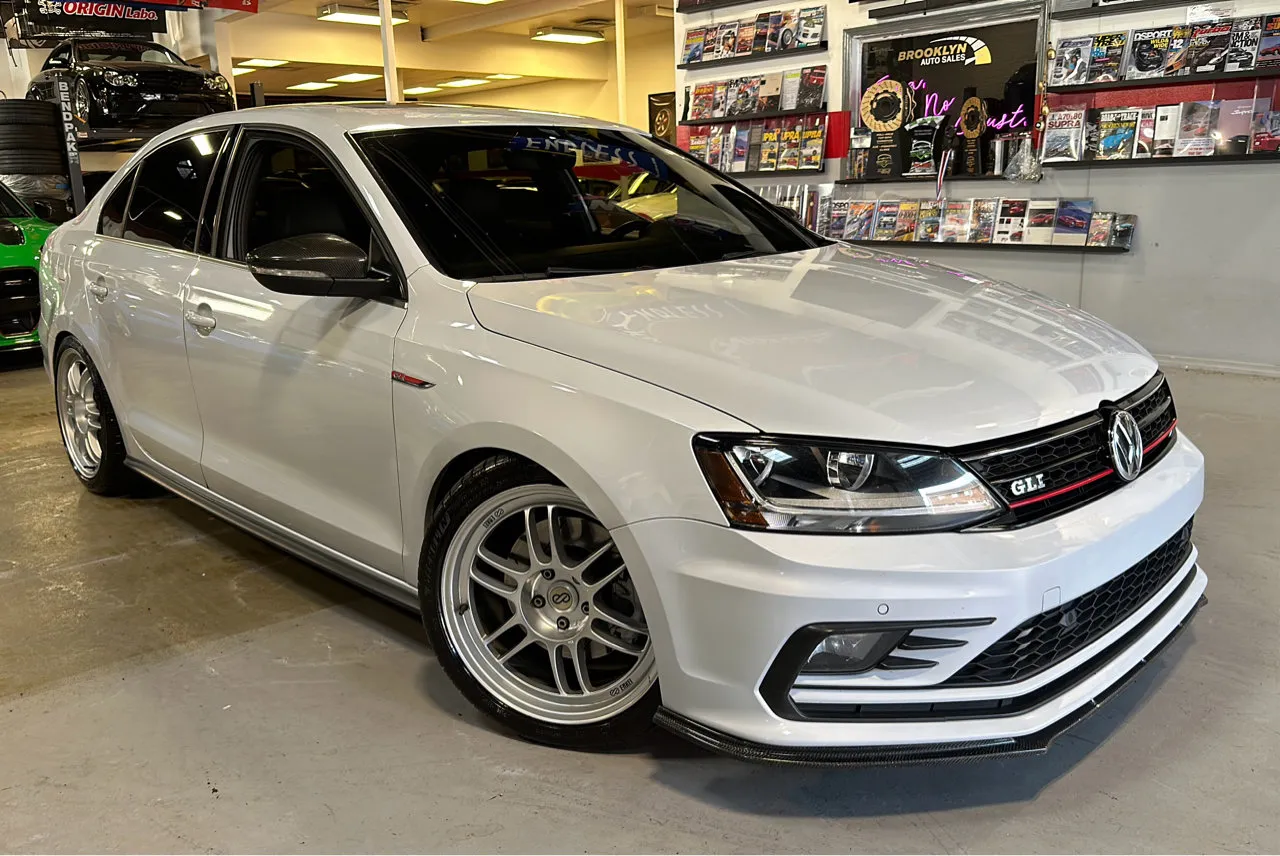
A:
[245, 233, 389, 299]
[30, 199, 60, 222]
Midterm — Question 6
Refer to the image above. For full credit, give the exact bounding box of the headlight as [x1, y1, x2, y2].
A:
[103, 70, 137, 87]
[205, 75, 231, 92]
[693, 435, 1003, 534]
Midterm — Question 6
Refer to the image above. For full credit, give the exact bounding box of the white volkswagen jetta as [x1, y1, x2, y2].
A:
[39, 104, 1206, 763]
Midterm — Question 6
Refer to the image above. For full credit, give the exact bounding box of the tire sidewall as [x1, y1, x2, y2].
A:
[419, 456, 660, 751]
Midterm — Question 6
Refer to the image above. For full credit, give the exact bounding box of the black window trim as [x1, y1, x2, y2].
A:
[210, 123, 407, 305]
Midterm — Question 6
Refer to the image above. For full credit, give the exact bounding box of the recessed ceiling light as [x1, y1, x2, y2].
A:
[238, 58, 288, 68]
[231, 67, 255, 76]
[403, 86, 442, 95]
[486, 73, 522, 80]
[316, 3, 408, 25]
[531, 27, 604, 44]
[328, 72, 382, 83]
[287, 81, 339, 90]
[437, 78, 488, 87]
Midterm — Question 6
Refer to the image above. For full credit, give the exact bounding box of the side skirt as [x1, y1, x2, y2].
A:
[127, 457, 421, 613]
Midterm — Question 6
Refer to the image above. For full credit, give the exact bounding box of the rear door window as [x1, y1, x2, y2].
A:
[123, 130, 228, 252]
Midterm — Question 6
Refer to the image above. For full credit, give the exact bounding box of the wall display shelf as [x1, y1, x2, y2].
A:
[734, 167, 825, 178]
[677, 42, 827, 71]
[680, 106, 827, 126]
[675, 0, 771, 13]
[845, 240, 1130, 253]
[836, 173, 1024, 184]
[1048, 66, 1280, 95]
[1050, 0, 1200, 21]
[866, 0, 990, 20]
[1045, 153, 1280, 169]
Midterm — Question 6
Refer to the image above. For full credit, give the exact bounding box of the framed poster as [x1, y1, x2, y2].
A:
[843, 5, 1043, 180]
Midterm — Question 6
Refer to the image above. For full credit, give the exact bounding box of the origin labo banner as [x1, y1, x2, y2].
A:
[9, 0, 170, 43]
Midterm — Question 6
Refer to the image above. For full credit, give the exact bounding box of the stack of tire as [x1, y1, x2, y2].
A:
[0, 99, 72, 223]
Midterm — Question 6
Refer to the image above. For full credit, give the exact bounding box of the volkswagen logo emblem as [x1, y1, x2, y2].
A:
[1108, 410, 1144, 482]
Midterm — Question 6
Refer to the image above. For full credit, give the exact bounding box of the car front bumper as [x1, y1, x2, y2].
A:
[614, 431, 1206, 763]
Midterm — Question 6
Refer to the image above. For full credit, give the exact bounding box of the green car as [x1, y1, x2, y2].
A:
[0, 182, 55, 351]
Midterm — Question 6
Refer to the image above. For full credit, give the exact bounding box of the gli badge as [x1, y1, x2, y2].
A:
[1010, 473, 1047, 496]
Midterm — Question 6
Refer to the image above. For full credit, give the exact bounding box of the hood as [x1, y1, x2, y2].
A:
[465, 244, 1159, 448]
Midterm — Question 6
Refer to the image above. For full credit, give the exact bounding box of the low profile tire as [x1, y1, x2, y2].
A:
[420, 455, 660, 751]
[54, 338, 142, 496]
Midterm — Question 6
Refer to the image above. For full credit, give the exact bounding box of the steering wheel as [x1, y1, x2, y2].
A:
[609, 218, 651, 240]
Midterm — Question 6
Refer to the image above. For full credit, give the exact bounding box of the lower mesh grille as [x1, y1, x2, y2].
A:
[942, 519, 1195, 686]
[0, 267, 39, 338]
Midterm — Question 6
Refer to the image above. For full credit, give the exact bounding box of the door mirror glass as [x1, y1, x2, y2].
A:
[245, 233, 388, 299]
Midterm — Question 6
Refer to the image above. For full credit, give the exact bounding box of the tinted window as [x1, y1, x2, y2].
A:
[224, 137, 373, 263]
[98, 170, 135, 238]
[124, 130, 226, 251]
[44, 46, 71, 70]
[355, 126, 824, 281]
[76, 41, 185, 65]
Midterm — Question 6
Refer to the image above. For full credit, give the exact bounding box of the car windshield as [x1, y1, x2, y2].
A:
[77, 41, 186, 65]
[354, 125, 827, 281]
[0, 182, 31, 219]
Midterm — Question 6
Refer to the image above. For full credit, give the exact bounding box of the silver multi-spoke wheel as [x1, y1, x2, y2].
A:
[56, 349, 103, 478]
[441, 485, 655, 724]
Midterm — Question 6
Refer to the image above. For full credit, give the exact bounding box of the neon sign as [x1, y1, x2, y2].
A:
[870, 75, 1028, 130]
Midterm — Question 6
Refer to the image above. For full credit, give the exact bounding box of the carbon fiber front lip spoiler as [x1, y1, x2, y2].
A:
[653, 592, 1206, 768]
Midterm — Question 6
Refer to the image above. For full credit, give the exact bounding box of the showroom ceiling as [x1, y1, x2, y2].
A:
[228, 58, 547, 98]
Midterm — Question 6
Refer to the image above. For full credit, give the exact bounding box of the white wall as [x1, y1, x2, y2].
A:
[674, 0, 1280, 373]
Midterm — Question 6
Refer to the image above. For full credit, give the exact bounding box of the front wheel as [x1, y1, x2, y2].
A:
[420, 456, 660, 750]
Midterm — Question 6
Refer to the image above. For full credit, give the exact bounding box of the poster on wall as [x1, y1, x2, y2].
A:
[855, 19, 1037, 179]
[648, 91, 676, 144]
[6, 0, 171, 47]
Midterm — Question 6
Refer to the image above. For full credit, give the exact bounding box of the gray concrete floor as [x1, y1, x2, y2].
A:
[1, 349, 1277, 854]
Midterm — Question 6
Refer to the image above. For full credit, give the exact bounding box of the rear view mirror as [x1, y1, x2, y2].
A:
[246, 233, 389, 299]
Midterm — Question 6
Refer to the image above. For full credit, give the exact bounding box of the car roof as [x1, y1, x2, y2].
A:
[168, 102, 635, 138]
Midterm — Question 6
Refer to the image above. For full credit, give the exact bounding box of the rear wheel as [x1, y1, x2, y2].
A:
[54, 338, 141, 496]
[421, 456, 659, 750]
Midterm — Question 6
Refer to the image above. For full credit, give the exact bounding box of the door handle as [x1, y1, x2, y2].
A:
[184, 305, 217, 335]
[87, 278, 108, 301]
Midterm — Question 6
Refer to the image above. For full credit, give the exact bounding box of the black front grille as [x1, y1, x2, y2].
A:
[942, 519, 1195, 687]
[0, 267, 39, 338]
[961, 374, 1178, 527]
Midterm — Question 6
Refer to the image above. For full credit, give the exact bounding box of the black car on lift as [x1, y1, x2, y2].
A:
[26, 38, 235, 144]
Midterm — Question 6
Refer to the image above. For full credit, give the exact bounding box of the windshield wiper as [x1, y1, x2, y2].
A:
[542, 265, 656, 277]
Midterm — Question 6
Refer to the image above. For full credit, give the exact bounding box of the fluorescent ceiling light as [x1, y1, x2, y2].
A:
[328, 72, 382, 83]
[239, 58, 288, 68]
[531, 27, 604, 44]
[191, 133, 214, 156]
[287, 81, 339, 90]
[437, 78, 488, 87]
[486, 73, 522, 79]
[317, 4, 409, 25]
[403, 85, 441, 95]
[231, 67, 254, 76]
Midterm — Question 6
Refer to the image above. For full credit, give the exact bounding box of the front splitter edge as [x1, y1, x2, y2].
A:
[654, 592, 1207, 767]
